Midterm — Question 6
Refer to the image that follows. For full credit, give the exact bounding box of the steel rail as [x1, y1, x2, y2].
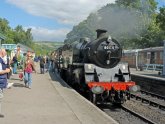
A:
[128, 92, 165, 111]
[140, 90, 165, 100]
[121, 105, 157, 124]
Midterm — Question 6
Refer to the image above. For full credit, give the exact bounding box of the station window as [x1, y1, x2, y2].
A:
[147, 52, 151, 59]
[160, 52, 163, 59]
[154, 52, 157, 59]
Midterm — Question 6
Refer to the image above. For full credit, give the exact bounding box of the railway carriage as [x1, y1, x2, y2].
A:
[122, 47, 164, 70]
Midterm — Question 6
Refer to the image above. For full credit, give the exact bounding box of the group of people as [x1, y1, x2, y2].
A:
[0, 46, 55, 118]
[39, 56, 52, 74]
[0, 48, 37, 118]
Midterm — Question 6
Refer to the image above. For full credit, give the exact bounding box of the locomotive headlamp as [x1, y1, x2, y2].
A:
[88, 64, 92, 69]
[129, 85, 140, 92]
[91, 86, 104, 94]
[122, 65, 126, 70]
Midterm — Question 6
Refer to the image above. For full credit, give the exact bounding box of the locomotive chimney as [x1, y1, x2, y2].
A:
[96, 29, 107, 38]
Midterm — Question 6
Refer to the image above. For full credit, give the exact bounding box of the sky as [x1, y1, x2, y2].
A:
[0, 0, 164, 42]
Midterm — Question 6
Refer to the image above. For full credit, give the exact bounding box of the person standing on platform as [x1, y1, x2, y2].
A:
[40, 56, 45, 74]
[24, 54, 36, 89]
[0, 49, 10, 118]
[12, 54, 18, 74]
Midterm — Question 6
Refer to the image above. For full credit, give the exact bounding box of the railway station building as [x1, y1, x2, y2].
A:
[1, 43, 35, 59]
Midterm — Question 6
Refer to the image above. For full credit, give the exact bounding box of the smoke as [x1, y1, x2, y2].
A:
[86, 0, 153, 41]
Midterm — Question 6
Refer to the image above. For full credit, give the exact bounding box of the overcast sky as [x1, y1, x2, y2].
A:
[0, 0, 164, 41]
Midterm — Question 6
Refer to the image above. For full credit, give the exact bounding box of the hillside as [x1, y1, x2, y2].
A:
[35, 41, 64, 50]
[34, 41, 64, 55]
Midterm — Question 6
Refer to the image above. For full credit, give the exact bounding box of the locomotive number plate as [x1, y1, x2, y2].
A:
[103, 45, 115, 50]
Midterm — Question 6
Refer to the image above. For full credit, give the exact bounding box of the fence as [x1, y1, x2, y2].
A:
[142, 64, 163, 72]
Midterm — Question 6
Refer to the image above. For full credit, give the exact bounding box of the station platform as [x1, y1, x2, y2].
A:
[0, 65, 117, 124]
[130, 68, 165, 81]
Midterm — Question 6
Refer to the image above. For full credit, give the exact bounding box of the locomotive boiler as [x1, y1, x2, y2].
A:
[55, 29, 138, 104]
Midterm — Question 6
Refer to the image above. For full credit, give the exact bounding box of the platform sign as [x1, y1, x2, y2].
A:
[163, 40, 165, 75]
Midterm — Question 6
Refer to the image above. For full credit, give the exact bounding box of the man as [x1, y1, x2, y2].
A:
[0, 49, 10, 118]
[40, 56, 45, 74]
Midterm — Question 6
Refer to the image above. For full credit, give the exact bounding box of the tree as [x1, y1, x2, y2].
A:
[115, 0, 141, 9]
[13, 25, 33, 47]
[66, 20, 96, 44]
[156, 7, 165, 31]
[115, 0, 157, 15]
[0, 18, 10, 34]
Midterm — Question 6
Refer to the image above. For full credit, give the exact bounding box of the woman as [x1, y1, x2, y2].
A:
[24, 55, 36, 89]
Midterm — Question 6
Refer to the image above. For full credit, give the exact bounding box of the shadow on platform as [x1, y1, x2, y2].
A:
[13, 82, 25, 88]
[10, 78, 20, 81]
[48, 69, 71, 89]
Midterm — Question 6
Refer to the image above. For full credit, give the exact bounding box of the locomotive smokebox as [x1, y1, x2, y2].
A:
[96, 29, 107, 38]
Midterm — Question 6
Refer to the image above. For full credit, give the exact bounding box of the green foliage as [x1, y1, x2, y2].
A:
[0, 18, 10, 34]
[33, 42, 64, 56]
[0, 17, 64, 56]
[66, 20, 96, 44]
[115, 0, 157, 14]
[0, 18, 33, 47]
[65, 0, 163, 49]
[156, 7, 165, 31]
[0, 17, 63, 55]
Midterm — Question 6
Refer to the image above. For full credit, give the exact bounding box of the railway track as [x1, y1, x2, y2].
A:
[121, 105, 157, 124]
[99, 90, 165, 124]
[140, 90, 165, 100]
[100, 99, 165, 124]
[99, 103, 157, 124]
[127, 90, 165, 112]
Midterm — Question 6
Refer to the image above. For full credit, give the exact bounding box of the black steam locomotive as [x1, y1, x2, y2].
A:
[54, 29, 138, 104]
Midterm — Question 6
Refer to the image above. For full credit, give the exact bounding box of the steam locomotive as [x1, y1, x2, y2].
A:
[53, 29, 138, 104]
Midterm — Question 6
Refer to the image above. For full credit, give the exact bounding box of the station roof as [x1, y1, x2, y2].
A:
[141, 46, 164, 52]
[123, 46, 164, 53]
[17, 43, 34, 53]
[123, 49, 142, 53]
[2, 43, 34, 53]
